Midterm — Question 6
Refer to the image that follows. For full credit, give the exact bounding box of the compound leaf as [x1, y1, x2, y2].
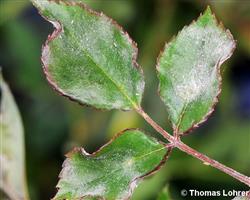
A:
[157, 7, 236, 134]
[32, 0, 144, 110]
[54, 129, 169, 200]
[0, 72, 29, 199]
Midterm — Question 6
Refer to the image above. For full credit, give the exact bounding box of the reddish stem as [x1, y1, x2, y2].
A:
[136, 107, 250, 187]
[177, 141, 250, 187]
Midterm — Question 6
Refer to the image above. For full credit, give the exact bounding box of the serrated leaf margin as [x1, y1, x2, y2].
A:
[156, 6, 236, 135]
[54, 128, 171, 200]
[32, 0, 144, 111]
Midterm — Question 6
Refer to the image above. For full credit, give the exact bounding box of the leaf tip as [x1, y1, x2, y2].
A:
[204, 5, 212, 15]
[197, 5, 216, 27]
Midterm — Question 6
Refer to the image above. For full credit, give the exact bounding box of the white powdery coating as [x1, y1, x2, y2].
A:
[170, 25, 235, 102]
[39, 1, 144, 110]
[83, 185, 106, 197]
[174, 64, 216, 102]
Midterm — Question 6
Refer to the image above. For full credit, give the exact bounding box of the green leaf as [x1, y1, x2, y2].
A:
[0, 72, 29, 199]
[157, 185, 172, 200]
[54, 129, 169, 200]
[31, 0, 144, 110]
[157, 7, 236, 134]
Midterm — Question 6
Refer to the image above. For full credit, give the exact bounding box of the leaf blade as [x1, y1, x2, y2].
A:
[32, 0, 144, 110]
[54, 129, 169, 200]
[157, 7, 236, 134]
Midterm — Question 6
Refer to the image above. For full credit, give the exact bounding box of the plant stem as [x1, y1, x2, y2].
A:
[136, 107, 174, 142]
[176, 141, 250, 187]
[136, 107, 250, 187]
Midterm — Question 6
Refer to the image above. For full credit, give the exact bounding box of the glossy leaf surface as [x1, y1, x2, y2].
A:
[54, 129, 168, 200]
[32, 0, 144, 110]
[157, 7, 235, 134]
[0, 73, 29, 199]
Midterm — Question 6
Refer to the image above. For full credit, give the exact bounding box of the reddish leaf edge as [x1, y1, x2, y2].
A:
[53, 128, 172, 200]
[32, 0, 145, 111]
[155, 5, 236, 136]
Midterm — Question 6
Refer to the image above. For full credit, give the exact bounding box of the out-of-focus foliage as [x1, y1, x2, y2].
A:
[0, 0, 29, 25]
[0, 73, 29, 199]
[157, 185, 172, 200]
[0, 0, 249, 199]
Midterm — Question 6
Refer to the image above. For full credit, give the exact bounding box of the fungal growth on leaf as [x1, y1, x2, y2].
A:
[32, 0, 144, 111]
[31, 0, 250, 199]
[157, 7, 236, 134]
[54, 129, 169, 200]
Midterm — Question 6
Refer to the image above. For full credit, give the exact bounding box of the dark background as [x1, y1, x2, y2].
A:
[0, 0, 249, 199]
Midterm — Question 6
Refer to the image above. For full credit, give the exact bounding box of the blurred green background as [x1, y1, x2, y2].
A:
[0, 0, 250, 199]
